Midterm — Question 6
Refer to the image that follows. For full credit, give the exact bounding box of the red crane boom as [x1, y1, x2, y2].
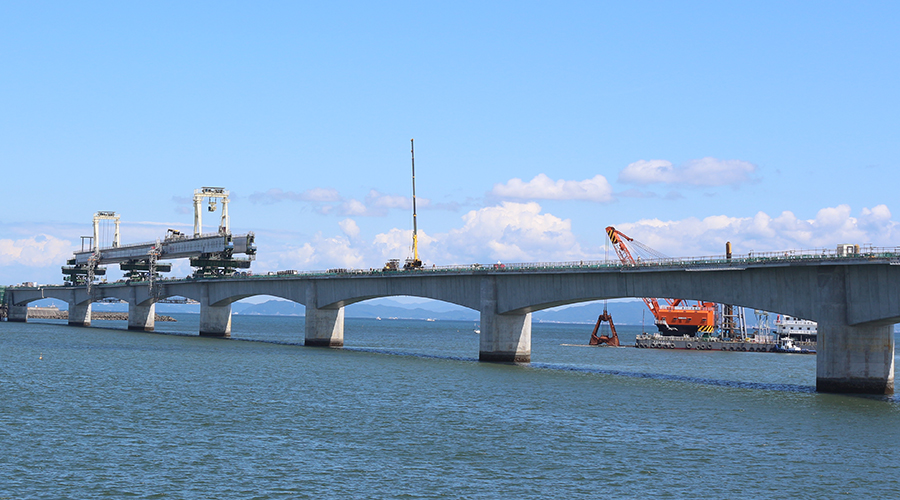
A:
[605, 226, 717, 336]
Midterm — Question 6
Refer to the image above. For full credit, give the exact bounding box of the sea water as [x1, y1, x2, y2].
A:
[1, 315, 898, 499]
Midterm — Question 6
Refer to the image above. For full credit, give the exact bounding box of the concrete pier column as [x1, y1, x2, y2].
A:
[68, 301, 91, 327]
[7, 305, 28, 322]
[199, 287, 231, 337]
[304, 283, 344, 347]
[814, 266, 895, 394]
[128, 302, 156, 332]
[817, 321, 895, 395]
[479, 277, 531, 363]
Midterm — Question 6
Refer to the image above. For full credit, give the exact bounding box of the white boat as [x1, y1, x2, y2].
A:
[775, 335, 815, 354]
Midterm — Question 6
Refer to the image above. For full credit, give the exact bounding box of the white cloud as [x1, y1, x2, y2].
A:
[372, 228, 434, 263]
[618, 160, 676, 185]
[438, 202, 585, 263]
[268, 234, 365, 271]
[339, 199, 368, 216]
[0, 235, 74, 267]
[615, 204, 897, 258]
[618, 157, 757, 186]
[339, 218, 360, 238]
[366, 189, 410, 209]
[315, 235, 366, 268]
[492, 174, 614, 203]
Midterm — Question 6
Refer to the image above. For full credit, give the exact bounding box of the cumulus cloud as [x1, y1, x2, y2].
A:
[366, 189, 410, 209]
[618, 157, 757, 186]
[373, 228, 435, 263]
[0, 235, 74, 267]
[339, 219, 360, 239]
[492, 174, 614, 203]
[270, 234, 365, 270]
[615, 204, 897, 257]
[339, 199, 369, 216]
[437, 202, 585, 263]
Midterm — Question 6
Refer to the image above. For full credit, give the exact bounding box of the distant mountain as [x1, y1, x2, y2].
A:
[346, 303, 478, 321]
[235, 299, 478, 321]
[534, 301, 651, 325]
[232, 298, 649, 324]
[235, 300, 304, 316]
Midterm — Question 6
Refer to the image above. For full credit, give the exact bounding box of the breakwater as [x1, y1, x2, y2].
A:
[27, 307, 176, 322]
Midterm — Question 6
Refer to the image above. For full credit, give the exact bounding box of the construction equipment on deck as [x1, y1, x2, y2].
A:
[404, 139, 423, 270]
[385, 140, 425, 271]
[62, 188, 256, 288]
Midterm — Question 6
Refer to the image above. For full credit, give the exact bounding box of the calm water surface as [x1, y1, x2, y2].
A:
[2, 315, 899, 499]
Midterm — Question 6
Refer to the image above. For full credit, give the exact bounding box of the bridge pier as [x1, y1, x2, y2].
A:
[68, 301, 91, 327]
[128, 302, 156, 332]
[305, 283, 344, 347]
[817, 322, 895, 395]
[199, 287, 231, 337]
[479, 277, 531, 363]
[7, 305, 28, 322]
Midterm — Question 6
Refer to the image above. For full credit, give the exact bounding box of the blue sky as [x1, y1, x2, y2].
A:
[2, 2, 899, 285]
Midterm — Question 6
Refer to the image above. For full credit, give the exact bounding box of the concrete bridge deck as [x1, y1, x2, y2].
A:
[5, 252, 900, 395]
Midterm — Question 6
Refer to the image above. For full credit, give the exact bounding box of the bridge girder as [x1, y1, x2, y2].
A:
[11, 262, 900, 325]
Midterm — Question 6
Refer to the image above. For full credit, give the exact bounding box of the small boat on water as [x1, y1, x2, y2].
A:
[775, 336, 816, 354]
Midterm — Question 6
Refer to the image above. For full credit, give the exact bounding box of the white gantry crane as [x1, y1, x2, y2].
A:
[63, 187, 256, 290]
[193, 186, 230, 236]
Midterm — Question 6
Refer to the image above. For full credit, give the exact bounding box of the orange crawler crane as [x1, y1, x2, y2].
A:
[589, 308, 620, 346]
[605, 226, 717, 337]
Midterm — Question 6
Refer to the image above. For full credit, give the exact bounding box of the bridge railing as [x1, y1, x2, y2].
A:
[252, 245, 900, 277]
[489, 245, 900, 272]
[18, 245, 900, 290]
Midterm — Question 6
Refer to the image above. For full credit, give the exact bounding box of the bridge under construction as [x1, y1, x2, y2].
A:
[3, 186, 900, 396]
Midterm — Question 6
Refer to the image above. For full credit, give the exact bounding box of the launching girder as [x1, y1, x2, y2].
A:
[70, 233, 256, 266]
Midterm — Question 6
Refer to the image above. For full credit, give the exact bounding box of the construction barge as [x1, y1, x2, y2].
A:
[593, 228, 818, 354]
[633, 334, 815, 353]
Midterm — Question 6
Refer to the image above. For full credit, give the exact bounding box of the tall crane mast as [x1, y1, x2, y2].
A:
[403, 139, 423, 270]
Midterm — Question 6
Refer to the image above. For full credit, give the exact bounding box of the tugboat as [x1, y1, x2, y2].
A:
[775, 335, 816, 354]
